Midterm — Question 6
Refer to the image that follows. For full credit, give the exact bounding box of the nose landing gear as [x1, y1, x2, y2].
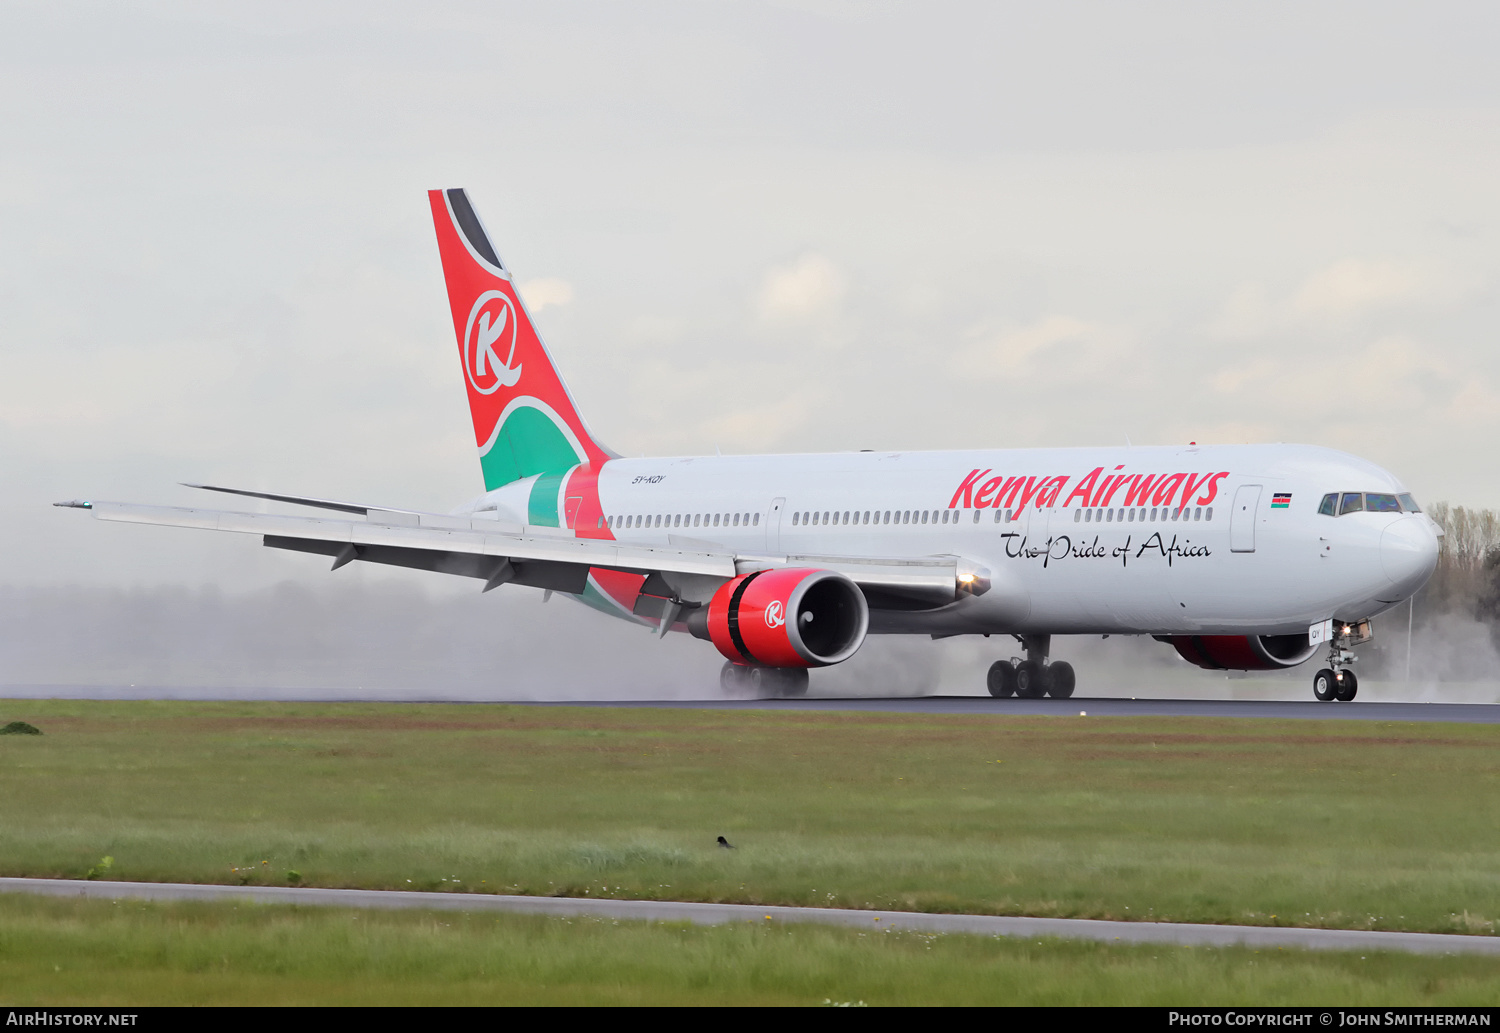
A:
[987, 636, 1075, 699]
[1312, 620, 1370, 702]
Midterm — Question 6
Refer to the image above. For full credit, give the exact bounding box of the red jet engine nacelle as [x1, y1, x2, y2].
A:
[1159, 633, 1318, 671]
[705, 568, 869, 668]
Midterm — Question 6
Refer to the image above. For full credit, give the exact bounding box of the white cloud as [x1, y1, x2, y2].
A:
[1211, 259, 1469, 341]
[951, 315, 1132, 378]
[757, 253, 848, 322]
[1292, 259, 1430, 319]
[518, 278, 575, 313]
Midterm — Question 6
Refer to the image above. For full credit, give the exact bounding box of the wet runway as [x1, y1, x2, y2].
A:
[539, 696, 1500, 724]
[4, 878, 1495, 956]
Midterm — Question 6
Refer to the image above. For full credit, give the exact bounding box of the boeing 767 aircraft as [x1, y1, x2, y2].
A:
[58, 190, 1442, 701]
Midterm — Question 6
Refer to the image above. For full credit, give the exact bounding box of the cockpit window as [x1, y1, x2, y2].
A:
[1318, 493, 1337, 516]
[1366, 493, 1401, 513]
[1339, 492, 1364, 515]
[1399, 493, 1420, 513]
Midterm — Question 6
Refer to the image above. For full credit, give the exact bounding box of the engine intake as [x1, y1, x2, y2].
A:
[699, 568, 869, 668]
[1159, 633, 1318, 671]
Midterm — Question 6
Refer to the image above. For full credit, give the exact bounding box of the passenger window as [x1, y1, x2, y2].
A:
[1074, 509, 1081, 523]
[792, 511, 799, 525]
[1318, 493, 1337, 516]
[1399, 493, 1420, 513]
[1206, 507, 1213, 521]
[1340, 492, 1364, 515]
[973, 510, 980, 524]
[1366, 494, 1401, 513]
[754, 513, 760, 526]
[1195, 507, 1202, 520]
[1150, 508, 1157, 521]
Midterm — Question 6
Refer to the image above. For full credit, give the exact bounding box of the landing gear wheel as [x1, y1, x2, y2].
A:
[1046, 661, 1076, 699]
[986, 660, 1017, 698]
[1334, 670, 1358, 702]
[1313, 668, 1337, 702]
[769, 668, 809, 698]
[720, 661, 750, 695]
[1014, 660, 1049, 699]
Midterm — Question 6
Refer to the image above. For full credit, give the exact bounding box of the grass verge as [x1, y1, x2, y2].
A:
[3, 893, 1497, 1006]
[0, 699, 1496, 937]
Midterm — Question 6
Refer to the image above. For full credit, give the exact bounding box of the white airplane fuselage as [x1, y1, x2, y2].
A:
[469, 441, 1440, 639]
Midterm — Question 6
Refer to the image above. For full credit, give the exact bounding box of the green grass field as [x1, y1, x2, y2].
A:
[3, 894, 1498, 1006]
[0, 699, 1496, 1003]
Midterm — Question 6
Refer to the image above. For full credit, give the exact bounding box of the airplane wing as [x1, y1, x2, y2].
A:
[55, 500, 969, 608]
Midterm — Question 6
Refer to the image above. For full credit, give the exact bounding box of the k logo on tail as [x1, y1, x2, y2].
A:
[464, 290, 522, 392]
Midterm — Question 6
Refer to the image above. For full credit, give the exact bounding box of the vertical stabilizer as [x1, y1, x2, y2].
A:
[429, 189, 614, 490]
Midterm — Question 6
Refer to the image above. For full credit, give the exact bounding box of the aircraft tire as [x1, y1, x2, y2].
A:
[1046, 661, 1076, 699]
[986, 660, 1017, 698]
[720, 661, 748, 695]
[1015, 660, 1049, 699]
[1334, 670, 1358, 702]
[776, 668, 810, 698]
[1313, 669, 1338, 701]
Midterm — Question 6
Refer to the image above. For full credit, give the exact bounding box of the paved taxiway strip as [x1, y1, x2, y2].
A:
[4, 878, 1496, 956]
[540, 697, 1500, 724]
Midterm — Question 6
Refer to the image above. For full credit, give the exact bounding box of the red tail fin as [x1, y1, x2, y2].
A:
[428, 188, 613, 490]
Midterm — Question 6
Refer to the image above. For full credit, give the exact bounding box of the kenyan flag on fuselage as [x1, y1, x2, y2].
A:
[1271, 493, 1292, 509]
[428, 189, 615, 535]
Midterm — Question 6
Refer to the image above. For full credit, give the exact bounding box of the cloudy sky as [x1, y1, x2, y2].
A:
[4, 0, 1499, 602]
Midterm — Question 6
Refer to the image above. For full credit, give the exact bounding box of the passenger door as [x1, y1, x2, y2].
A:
[766, 497, 785, 553]
[1230, 484, 1261, 553]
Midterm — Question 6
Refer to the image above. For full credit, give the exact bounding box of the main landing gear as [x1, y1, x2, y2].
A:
[720, 661, 809, 698]
[987, 635, 1075, 699]
[1311, 619, 1371, 702]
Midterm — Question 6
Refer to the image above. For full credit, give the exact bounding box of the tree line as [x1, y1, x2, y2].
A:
[1419, 502, 1500, 624]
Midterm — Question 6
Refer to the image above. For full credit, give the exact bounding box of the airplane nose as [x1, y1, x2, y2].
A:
[1381, 517, 1439, 591]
